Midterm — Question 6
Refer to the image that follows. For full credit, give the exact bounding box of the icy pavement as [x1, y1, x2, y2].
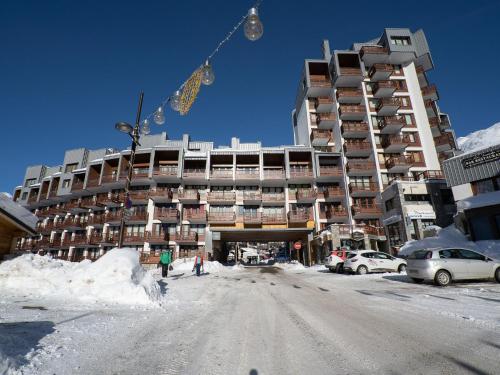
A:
[1, 265, 500, 374]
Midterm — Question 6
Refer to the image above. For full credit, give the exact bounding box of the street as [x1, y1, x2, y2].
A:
[1, 265, 500, 375]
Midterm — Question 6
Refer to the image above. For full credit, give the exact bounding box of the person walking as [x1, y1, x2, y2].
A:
[192, 252, 204, 276]
[159, 249, 173, 278]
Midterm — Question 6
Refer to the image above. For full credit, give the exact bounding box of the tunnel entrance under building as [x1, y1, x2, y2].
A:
[211, 229, 313, 266]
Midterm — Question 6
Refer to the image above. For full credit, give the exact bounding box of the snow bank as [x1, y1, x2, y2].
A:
[0, 248, 162, 305]
[399, 225, 500, 259]
[457, 190, 500, 211]
[457, 122, 500, 153]
[170, 257, 228, 273]
[275, 261, 306, 271]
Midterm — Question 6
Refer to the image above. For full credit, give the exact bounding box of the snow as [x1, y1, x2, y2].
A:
[275, 260, 306, 271]
[399, 225, 500, 259]
[0, 248, 162, 306]
[170, 257, 233, 274]
[457, 122, 500, 153]
[457, 190, 500, 211]
[0, 193, 38, 232]
[1, 192, 12, 199]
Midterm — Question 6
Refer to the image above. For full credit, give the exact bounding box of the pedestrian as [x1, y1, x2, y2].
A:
[159, 249, 173, 278]
[192, 252, 204, 276]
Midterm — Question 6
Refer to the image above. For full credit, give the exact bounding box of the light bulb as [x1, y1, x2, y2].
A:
[170, 90, 181, 112]
[141, 119, 150, 135]
[244, 8, 263, 41]
[201, 60, 215, 86]
[153, 106, 165, 125]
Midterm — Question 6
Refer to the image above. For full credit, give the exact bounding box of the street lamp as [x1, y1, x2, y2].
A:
[115, 92, 144, 248]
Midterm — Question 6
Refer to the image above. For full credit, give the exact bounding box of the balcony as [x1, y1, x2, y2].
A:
[352, 203, 382, 218]
[101, 174, 118, 184]
[175, 231, 198, 244]
[314, 96, 335, 113]
[325, 206, 348, 219]
[428, 117, 441, 137]
[177, 190, 200, 202]
[359, 45, 389, 65]
[322, 187, 345, 200]
[71, 234, 90, 247]
[129, 190, 150, 202]
[235, 169, 260, 180]
[88, 232, 103, 245]
[154, 208, 179, 222]
[263, 169, 285, 180]
[318, 165, 343, 179]
[207, 191, 236, 204]
[86, 178, 101, 189]
[71, 180, 84, 192]
[313, 113, 337, 129]
[334, 66, 364, 87]
[27, 194, 39, 204]
[149, 187, 174, 202]
[381, 134, 410, 152]
[338, 104, 366, 120]
[421, 85, 439, 101]
[79, 196, 96, 209]
[353, 224, 386, 237]
[343, 141, 372, 157]
[152, 166, 178, 179]
[288, 210, 311, 223]
[349, 182, 379, 196]
[368, 64, 393, 81]
[123, 233, 147, 244]
[295, 189, 317, 202]
[210, 169, 233, 180]
[243, 212, 262, 224]
[101, 232, 119, 244]
[439, 114, 451, 130]
[378, 116, 405, 134]
[62, 217, 87, 230]
[262, 213, 287, 224]
[105, 211, 123, 223]
[243, 191, 262, 204]
[308, 75, 333, 97]
[125, 211, 148, 223]
[376, 97, 401, 116]
[336, 88, 363, 104]
[183, 168, 206, 179]
[147, 231, 170, 243]
[310, 129, 332, 146]
[184, 210, 207, 223]
[207, 212, 235, 224]
[373, 80, 396, 98]
[88, 214, 106, 226]
[341, 122, 369, 138]
[385, 155, 414, 173]
[48, 188, 58, 199]
[346, 160, 376, 176]
[434, 133, 455, 152]
[424, 99, 438, 118]
[289, 167, 314, 180]
[261, 192, 286, 204]
[120, 167, 150, 180]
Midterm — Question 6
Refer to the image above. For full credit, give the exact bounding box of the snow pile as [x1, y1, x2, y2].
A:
[457, 190, 500, 211]
[0, 248, 162, 305]
[275, 261, 306, 271]
[0, 351, 15, 375]
[170, 257, 228, 273]
[457, 122, 500, 153]
[399, 225, 500, 259]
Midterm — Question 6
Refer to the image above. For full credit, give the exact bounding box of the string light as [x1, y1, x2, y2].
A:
[141, 0, 264, 124]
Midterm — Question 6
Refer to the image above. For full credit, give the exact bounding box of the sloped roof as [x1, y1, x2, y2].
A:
[0, 193, 38, 234]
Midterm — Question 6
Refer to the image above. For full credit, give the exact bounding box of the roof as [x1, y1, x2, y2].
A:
[0, 193, 38, 235]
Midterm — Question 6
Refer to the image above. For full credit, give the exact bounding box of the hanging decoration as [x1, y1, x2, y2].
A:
[141, 0, 264, 126]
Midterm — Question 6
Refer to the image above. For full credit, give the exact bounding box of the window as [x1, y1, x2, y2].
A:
[390, 36, 411, 46]
[400, 96, 412, 109]
[361, 252, 375, 258]
[24, 178, 36, 187]
[21, 192, 28, 200]
[65, 163, 78, 173]
[62, 179, 71, 188]
[473, 179, 495, 195]
[439, 249, 461, 259]
[458, 249, 485, 261]
[403, 114, 414, 126]
[385, 198, 396, 211]
[375, 252, 393, 260]
[392, 65, 403, 76]
[404, 194, 431, 203]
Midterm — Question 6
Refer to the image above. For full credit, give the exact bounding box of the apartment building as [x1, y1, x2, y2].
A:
[14, 132, 383, 264]
[292, 28, 458, 252]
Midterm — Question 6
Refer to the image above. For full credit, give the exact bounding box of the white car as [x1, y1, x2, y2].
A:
[343, 250, 407, 275]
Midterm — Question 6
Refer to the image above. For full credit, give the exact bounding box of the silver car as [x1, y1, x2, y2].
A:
[406, 248, 500, 286]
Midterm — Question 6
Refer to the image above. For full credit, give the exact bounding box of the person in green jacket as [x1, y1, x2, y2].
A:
[159, 249, 173, 278]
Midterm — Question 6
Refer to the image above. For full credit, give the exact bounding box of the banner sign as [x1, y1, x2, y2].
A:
[462, 148, 500, 169]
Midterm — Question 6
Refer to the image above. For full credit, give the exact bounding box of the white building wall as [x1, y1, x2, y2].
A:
[294, 100, 311, 147]
[452, 183, 474, 202]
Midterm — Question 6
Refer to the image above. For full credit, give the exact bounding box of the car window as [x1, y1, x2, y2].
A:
[361, 253, 374, 258]
[347, 253, 357, 259]
[409, 250, 430, 259]
[374, 252, 391, 260]
[458, 249, 486, 261]
[439, 249, 460, 259]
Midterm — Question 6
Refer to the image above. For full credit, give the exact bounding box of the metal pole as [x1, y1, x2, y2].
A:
[118, 92, 144, 248]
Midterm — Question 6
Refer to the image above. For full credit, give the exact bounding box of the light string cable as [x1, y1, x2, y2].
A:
[142, 0, 263, 123]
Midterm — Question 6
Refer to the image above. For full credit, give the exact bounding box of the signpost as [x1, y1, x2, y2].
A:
[293, 241, 302, 251]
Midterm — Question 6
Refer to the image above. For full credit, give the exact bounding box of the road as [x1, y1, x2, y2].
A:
[68, 266, 499, 375]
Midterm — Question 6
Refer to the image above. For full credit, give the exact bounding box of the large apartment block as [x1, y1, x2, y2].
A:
[293, 28, 458, 251]
[14, 132, 386, 264]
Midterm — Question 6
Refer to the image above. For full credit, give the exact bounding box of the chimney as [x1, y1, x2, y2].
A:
[322, 39, 331, 61]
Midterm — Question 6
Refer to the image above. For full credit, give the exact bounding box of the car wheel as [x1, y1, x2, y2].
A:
[329, 267, 336, 273]
[398, 264, 407, 273]
[411, 278, 424, 284]
[336, 263, 344, 274]
[495, 268, 500, 283]
[434, 270, 452, 287]
[357, 265, 368, 275]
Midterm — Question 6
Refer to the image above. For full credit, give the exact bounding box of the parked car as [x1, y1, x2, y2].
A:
[343, 250, 407, 275]
[406, 248, 500, 286]
[324, 249, 352, 273]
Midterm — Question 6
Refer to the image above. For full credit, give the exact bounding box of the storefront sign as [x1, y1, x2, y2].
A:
[352, 231, 365, 242]
[407, 211, 436, 220]
[462, 148, 500, 169]
[383, 215, 402, 226]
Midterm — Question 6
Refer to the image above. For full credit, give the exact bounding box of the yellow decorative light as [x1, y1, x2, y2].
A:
[179, 68, 202, 116]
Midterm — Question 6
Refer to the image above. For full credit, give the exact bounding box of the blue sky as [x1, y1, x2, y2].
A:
[1, 0, 499, 193]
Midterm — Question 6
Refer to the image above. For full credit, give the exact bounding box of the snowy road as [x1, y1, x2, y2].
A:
[2, 266, 500, 374]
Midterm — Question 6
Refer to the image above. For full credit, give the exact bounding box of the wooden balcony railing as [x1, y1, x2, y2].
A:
[344, 141, 372, 152]
[261, 192, 285, 202]
[105, 211, 124, 222]
[421, 84, 438, 98]
[126, 211, 149, 222]
[102, 233, 120, 243]
[323, 187, 344, 199]
[27, 194, 39, 204]
[129, 190, 150, 200]
[86, 178, 100, 188]
[243, 212, 262, 223]
[434, 133, 455, 148]
[310, 129, 332, 142]
[289, 167, 313, 178]
[123, 233, 147, 243]
[315, 96, 334, 108]
[178, 190, 200, 200]
[154, 208, 179, 221]
[147, 232, 171, 242]
[381, 134, 412, 149]
[235, 169, 260, 179]
[71, 234, 90, 246]
[263, 169, 285, 179]
[339, 105, 366, 115]
[296, 189, 317, 200]
[352, 203, 382, 215]
[243, 191, 262, 201]
[309, 75, 332, 87]
[207, 212, 235, 223]
[175, 231, 198, 242]
[207, 191, 236, 202]
[318, 165, 343, 177]
[325, 206, 348, 218]
[288, 210, 311, 222]
[352, 224, 385, 236]
[184, 210, 207, 221]
[71, 181, 84, 191]
[149, 187, 174, 199]
[101, 174, 117, 183]
[349, 182, 379, 193]
[341, 121, 369, 134]
[152, 166, 178, 176]
[346, 160, 376, 172]
[262, 213, 287, 224]
[360, 45, 388, 56]
[378, 115, 406, 131]
[183, 169, 206, 178]
[210, 169, 233, 179]
[339, 67, 362, 75]
[376, 97, 401, 111]
[120, 167, 150, 179]
[385, 155, 414, 170]
[336, 87, 363, 100]
[88, 215, 106, 226]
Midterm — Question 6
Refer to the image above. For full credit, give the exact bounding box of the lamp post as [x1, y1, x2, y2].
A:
[115, 92, 144, 248]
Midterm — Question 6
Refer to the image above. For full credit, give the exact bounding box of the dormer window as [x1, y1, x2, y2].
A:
[390, 36, 411, 46]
